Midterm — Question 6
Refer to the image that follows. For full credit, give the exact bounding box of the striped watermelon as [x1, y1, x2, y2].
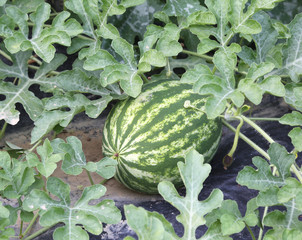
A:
[102, 80, 222, 194]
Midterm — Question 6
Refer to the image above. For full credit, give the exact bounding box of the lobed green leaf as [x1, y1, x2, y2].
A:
[0, 151, 35, 199]
[26, 139, 62, 178]
[0, 203, 9, 219]
[288, 127, 302, 151]
[23, 177, 121, 240]
[158, 149, 223, 240]
[124, 205, 179, 240]
[276, 13, 302, 82]
[205, 199, 258, 236]
[280, 111, 302, 126]
[163, 0, 205, 17]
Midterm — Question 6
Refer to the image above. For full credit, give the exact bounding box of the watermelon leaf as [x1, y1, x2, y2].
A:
[235, 143, 302, 238]
[0, 151, 35, 199]
[180, 62, 245, 119]
[3, 2, 82, 62]
[26, 138, 62, 178]
[22, 177, 121, 240]
[277, 13, 302, 82]
[0, 202, 9, 219]
[0, 0, 6, 6]
[125, 149, 224, 240]
[30, 71, 113, 144]
[237, 143, 295, 191]
[85, 157, 117, 179]
[277, 178, 302, 207]
[0, 228, 14, 240]
[0, 52, 67, 126]
[158, 149, 223, 239]
[199, 221, 232, 240]
[288, 127, 302, 151]
[109, 0, 164, 44]
[87, 37, 145, 98]
[263, 200, 302, 238]
[238, 12, 279, 65]
[162, 0, 205, 17]
[124, 205, 179, 240]
[205, 199, 258, 236]
[279, 111, 302, 126]
[51, 136, 117, 179]
[64, 0, 99, 39]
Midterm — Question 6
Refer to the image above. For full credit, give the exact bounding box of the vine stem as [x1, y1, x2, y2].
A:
[291, 165, 302, 183]
[0, 121, 8, 141]
[182, 49, 247, 76]
[30, 56, 42, 66]
[140, 73, 149, 83]
[0, 49, 12, 62]
[228, 116, 244, 157]
[29, 140, 42, 153]
[248, 117, 280, 121]
[23, 223, 57, 240]
[181, 49, 213, 61]
[29, 56, 59, 75]
[100, 178, 110, 185]
[20, 211, 40, 239]
[246, 223, 256, 240]
[240, 115, 274, 144]
[85, 169, 95, 185]
[258, 206, 268, 240]
[221, 119, 270, 160]
[77, 34, 95, 41]
[166, 57, 172, 77]
[19, 220, 24, 237]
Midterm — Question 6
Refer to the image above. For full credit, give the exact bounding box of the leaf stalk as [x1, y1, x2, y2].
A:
[23, 223, 57, 240]
[0, 49, 12, 62]
[85, 169, 95, 185]
[241, 115, 274, 144]
[181, 49, 213, 62]
[20, 211, 40, 239]
[0, 121, 8, 141]
[221, 119, 270, 160]
[245, 223, 256, 240]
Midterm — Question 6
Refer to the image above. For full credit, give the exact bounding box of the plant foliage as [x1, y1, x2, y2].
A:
[1, 0, 302, 239]
[23, 177, 121, 240]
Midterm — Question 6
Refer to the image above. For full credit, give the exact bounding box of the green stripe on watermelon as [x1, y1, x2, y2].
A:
[102, 79, 222, 194]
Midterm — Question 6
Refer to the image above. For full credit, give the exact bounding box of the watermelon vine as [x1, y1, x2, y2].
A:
[0, 0, 302, 240]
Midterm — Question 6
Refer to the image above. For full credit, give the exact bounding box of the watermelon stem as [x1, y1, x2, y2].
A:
[221, 119, 269, 160]
[140, 73, 149, 83]
[0, 121, 7, 141]
[223, 116, 244, 169]
[100, 178, 110, 185]
[212, 66, 217, 74]
[85, 169, 95, 185]
[245, 222, 256, 240]
[166, 58, 172, 77]
[224, 113, 302, 183]
[183, 100, 204, 113]
[247, 117, 280, 121]
[182, 49, 213, 62]
[241, 115, 274, 144]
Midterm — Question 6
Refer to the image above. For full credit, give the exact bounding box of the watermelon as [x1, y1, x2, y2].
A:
[102, 80, 222, 194]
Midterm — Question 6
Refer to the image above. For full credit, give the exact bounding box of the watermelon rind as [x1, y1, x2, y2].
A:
[102, 79, 222, 194]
